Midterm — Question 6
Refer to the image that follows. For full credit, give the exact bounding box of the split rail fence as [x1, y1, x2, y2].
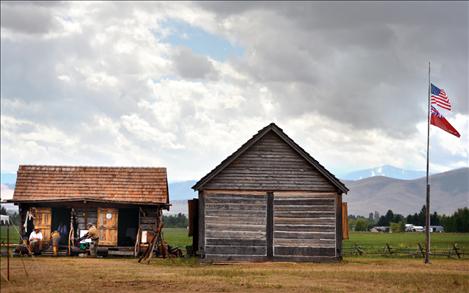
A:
[343, 242, 467, 259]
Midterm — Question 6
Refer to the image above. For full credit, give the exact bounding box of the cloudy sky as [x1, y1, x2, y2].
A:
[1, 1, 468, 183]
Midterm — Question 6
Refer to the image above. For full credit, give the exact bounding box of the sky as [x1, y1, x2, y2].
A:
[1, 1, 468, 185]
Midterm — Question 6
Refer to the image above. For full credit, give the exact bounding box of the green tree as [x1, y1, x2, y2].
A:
[354, 219, 369, 231]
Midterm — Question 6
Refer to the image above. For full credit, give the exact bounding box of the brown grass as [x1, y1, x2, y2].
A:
[1, 257, 468, 293]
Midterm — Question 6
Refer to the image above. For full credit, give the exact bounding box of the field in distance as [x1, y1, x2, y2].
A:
[163, 228, 469, 256]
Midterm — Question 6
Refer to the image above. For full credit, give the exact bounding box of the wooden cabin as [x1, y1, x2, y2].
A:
[192, 123, 349, 262]
[11, 165, 169, 255]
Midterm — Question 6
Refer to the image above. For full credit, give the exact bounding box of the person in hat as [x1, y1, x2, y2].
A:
[83, 223, 99, 257]
[29, 227, 43, 255]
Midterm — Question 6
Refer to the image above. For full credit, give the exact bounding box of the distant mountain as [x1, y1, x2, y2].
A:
[2, 168, 467, 217]
[344, 168, 469, 216]
[341, 165, 427, 180]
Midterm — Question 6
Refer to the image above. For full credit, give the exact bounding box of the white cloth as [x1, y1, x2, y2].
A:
[29, 231, 43, 241]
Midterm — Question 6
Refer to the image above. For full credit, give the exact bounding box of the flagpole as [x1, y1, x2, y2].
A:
[425, 62, 431, 264]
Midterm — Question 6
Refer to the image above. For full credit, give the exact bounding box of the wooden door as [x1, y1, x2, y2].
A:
[97, 208, 118, 246]
[33, 207, 51, 242]
[272, 192, 337, 259]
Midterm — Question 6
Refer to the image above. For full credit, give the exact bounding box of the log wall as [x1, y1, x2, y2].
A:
[202, 190, 339, 261]
[203, 191, 267, 261]
[273, 192, 336, 260]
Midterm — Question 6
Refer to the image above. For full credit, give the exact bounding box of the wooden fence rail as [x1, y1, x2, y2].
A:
[343, 242, 467, 259]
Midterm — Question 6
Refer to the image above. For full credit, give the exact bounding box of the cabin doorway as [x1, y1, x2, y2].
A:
[118, 208, 139, 246]
[51, 208, 71, 245]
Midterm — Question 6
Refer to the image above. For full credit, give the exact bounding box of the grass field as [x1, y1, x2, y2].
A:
[1, 228, 468, 292]
[0, 226, 21, 243]
[1, 257, 468, 292]
[162, 228, 469, 257]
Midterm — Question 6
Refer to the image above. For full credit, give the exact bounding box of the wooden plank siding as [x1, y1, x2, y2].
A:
[202, 191, 338, 261]
[204, 193, 267, 260]
[273, 192, 336, 259]
[203, 132, 337, 192]
[195, 124, 348, 262]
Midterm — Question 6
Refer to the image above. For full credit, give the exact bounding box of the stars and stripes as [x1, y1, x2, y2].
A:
[430, 83, 452, 111]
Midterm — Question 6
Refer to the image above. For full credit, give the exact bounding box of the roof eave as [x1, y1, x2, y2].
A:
[193, 123, 349, 194]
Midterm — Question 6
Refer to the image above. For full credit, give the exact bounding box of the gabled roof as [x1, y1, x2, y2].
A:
[193, 123, 348, 194]
[12, 165, 169, 205]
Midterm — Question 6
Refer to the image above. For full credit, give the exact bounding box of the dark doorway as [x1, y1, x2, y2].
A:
[118, 208, 139, 246]
[51, 208, 71, 245]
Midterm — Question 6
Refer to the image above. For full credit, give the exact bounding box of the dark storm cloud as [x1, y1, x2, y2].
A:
[198, 1, 468, 138]
[0, 1, 66, 35]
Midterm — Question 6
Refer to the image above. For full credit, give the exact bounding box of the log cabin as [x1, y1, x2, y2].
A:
[10, 165, 169, 256]
[193, 123, 349, 262]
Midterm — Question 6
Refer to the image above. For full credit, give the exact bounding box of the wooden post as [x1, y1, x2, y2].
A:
[266, 192, 274, 259]
[7, 222, 10, 281]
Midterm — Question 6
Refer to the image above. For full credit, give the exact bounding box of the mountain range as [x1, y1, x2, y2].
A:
[344, 167, 468, 216]
[2, 166, 468, 216]
[340, 165, 427, 180]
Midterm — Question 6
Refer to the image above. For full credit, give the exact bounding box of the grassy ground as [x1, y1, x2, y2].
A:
[344, 232, 469, 250]
[1, 257, 468, 292]
[0, 226, 21, 243]
[163, 228, 469, 257]
[164, 228, 192, 249]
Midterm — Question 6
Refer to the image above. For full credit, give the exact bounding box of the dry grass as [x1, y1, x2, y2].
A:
[1, 257, 468, 293]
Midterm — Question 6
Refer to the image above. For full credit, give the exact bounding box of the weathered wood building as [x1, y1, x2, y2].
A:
[193, 123, 348, 262]
[11, 165, 169, 254]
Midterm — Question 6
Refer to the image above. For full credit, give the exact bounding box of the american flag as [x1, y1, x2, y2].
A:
[431, 83, 451, 111]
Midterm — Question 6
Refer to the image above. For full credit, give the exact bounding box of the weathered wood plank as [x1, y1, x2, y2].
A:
[274, 224, 335, 232]
[206, 217, 266, 226]
[205, 245, 266, 255]
[274, 217, 335, 225]
[273, 239, 336, 247]
[205, 198, 267, 204]
[205, 194, 267, 200]
[206, 230, 266, 239]
[274, 231, 335, 240]
[204, 255, 268, 262]
[273, 205, 335, 212]
[273, 211, 335, 218]
[206, 238, 266, 246]
[273, 199, 334, 205]
[206, 203, 267, 211]
[203, 132, 338, 192]
[206, 210, 266, 218]
[206, 223, 265, 232]
[274, 247, 335, 256]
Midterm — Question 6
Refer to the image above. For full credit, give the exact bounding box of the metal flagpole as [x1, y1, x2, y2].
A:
[425, 62, 431, 264]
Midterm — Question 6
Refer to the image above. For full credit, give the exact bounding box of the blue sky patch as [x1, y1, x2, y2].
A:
[159, 18, 244, 62]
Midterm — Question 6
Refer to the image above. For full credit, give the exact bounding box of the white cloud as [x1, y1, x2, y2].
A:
[1, 2, 467, 182]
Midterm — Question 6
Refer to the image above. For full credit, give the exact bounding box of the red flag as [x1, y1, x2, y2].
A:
[431, 106, 460, 137]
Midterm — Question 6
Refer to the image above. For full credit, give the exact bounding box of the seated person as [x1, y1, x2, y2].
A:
[29, 228, 43, 255]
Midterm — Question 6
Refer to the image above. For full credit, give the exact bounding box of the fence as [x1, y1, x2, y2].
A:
[343, 242, 467, 259]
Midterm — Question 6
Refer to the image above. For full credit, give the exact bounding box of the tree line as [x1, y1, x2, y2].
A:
[163, 213, 188, 228]
[349, 206, 469, 233]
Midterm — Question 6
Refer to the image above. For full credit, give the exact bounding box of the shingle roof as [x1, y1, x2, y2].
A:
[193, 123, 349, 194]
[12, 165, 169, 205]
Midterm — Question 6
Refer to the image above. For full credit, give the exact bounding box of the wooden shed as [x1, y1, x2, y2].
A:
[193, 123, 349, 262]
[11, 165, 169, 255]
